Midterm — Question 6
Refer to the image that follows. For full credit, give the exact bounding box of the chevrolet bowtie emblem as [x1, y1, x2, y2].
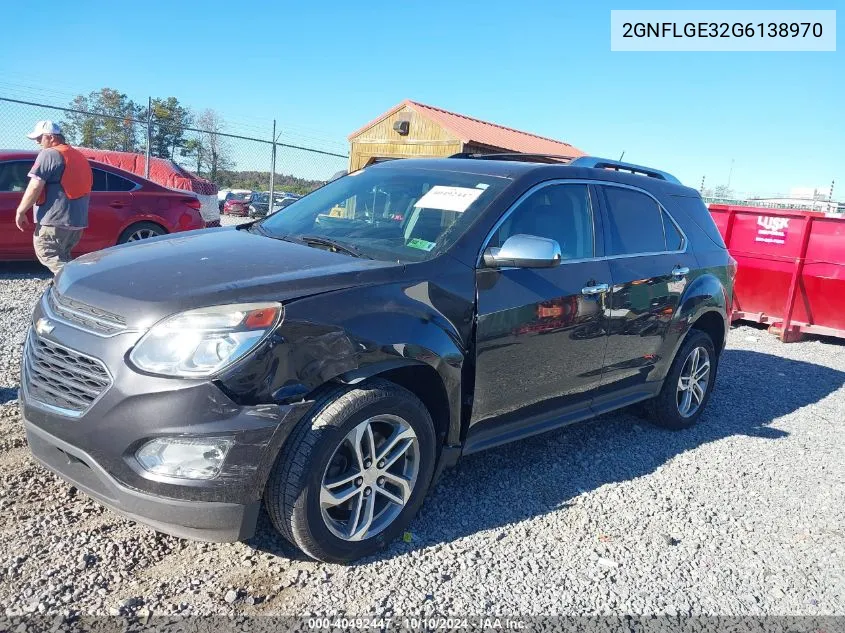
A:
[35, 318, 55, 336]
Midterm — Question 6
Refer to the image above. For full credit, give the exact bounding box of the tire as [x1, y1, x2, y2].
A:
[264, 379, 436, 563]
[118, 222, 167, 244]
[645, 329, 718, 430]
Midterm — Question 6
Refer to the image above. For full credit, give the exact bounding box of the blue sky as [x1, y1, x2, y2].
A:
[0, 0, 841, 195]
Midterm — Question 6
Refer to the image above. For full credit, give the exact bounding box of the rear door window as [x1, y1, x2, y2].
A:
[91, 168, 109, 192]
[107, 172, 136, 191]
[601, 186, 667, 255]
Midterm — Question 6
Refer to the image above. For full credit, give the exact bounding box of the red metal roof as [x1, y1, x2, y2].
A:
[349, 99, 585, 157]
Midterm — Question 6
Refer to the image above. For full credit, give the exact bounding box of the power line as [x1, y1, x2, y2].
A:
[0, 79, 349, 152]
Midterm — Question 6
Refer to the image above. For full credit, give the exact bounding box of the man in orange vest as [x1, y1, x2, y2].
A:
[15, 120, 93, 275]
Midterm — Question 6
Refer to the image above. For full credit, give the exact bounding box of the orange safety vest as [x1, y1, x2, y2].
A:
[37, 144, 93, 205]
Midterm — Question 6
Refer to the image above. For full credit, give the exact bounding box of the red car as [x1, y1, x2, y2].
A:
[0, 150, 206, 261]
[222, 192, 253, 216]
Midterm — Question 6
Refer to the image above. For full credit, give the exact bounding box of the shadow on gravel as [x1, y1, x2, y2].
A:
[734, 320, 845, 347]
[0, 262, 50, 279]
[249, 348, 845, 564]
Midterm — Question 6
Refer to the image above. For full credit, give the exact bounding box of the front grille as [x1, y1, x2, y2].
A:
[48, 288, 126, 336]
[23, 331, 112, 416]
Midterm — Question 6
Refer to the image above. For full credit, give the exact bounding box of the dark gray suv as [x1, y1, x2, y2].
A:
[21, 155, 734, 563]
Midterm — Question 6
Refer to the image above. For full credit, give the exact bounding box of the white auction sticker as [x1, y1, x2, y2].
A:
[414, 186, 484, 212]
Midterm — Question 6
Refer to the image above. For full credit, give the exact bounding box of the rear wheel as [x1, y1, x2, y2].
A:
[645, 330, 717, 429]
[118, 222, 166, 244]
[263, 379, 436, 563]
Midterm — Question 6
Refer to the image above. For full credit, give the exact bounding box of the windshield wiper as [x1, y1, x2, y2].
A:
[296, 235, 371, 259]
[252, 224, 301, 244]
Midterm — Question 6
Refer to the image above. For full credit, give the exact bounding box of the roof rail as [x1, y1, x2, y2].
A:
[447, 152, 682, 184]
[448, 152, 576, 164]
[569, 157, 681, 185]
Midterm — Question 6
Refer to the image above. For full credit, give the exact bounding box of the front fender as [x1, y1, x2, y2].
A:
[217, 276, 473, 446]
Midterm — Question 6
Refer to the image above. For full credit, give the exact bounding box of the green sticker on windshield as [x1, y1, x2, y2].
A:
[407, 238, 436, 252]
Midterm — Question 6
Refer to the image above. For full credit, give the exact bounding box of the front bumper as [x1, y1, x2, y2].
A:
[25, 421, 261, 542]
[20, 292, 313, 542]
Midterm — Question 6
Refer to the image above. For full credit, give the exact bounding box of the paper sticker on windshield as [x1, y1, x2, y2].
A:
[414, 186, 484, 212]
[407, 238, 436, 252]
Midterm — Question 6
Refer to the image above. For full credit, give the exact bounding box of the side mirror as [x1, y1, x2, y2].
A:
[482, 234, 562, 269]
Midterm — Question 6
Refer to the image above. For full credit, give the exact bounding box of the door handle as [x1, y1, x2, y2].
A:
[109, 201, 127, 209]
[671, 266, 690, 278]
[581, 283, 609, 296]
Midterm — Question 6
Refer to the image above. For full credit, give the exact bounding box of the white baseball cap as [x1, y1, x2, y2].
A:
[26, 120, 63, 139]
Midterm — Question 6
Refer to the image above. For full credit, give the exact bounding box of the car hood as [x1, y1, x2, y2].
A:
[54, 227, 400, 328]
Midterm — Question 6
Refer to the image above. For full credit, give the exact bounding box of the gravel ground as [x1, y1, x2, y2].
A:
[0, 257, 843, 622]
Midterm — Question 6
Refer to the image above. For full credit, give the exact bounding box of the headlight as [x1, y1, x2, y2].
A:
[129, 302, 282, 377]
[136, 437, 233, 480]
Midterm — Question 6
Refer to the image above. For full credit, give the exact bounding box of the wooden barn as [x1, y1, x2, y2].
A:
[347, 99, 585, 172]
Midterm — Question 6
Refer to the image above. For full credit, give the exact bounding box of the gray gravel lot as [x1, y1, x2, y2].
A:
[0, 254, 843, 621]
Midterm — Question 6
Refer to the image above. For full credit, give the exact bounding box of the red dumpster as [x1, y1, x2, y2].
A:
[708, 204, 845, 342]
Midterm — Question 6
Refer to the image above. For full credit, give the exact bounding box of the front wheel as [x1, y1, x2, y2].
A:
[645, 330, 717, 430]
[264, 379, 436, 563]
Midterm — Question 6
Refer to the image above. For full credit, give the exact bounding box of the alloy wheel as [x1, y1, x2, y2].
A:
[127, 228, 159, 242]
[676, 346, 711, 418]
[320, 414, 419, 541]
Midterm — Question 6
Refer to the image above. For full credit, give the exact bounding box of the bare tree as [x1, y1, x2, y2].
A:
[195, 109, 232, 183]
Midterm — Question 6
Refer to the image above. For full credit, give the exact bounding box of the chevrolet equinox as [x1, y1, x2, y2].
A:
[20, 155, 734, 563]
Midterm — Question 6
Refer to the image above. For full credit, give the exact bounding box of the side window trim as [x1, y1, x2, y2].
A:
[476, 179, 600, 267]
[106, 171, 142, 192]
[476, 178, 687, 267]
[91, 168, 109, 193]
[91, 167, 142, 193]
[587, 184, 605, 259]
[597, 182, 688, 259]
[661, 208, 686, 252]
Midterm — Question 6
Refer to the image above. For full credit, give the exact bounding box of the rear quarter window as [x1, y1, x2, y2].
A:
[670, 195, 727, 249]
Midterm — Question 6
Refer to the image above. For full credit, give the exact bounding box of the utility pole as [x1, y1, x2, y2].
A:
[830, 179, 835, 201]
[145, 96, 152, 179]
[727, 158, 734, 190]
[700, 176, 705, 193]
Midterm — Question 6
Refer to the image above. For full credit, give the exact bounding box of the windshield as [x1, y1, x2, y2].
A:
[258, 166, 512, 262]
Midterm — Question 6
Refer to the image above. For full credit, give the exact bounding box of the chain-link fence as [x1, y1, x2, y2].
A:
[0, 96, 349, 202]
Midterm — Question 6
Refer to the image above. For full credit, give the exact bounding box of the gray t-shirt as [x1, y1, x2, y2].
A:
[28, 148, 90, 228]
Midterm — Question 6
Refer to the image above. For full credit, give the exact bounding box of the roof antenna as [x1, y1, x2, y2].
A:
[618, 151, 625, 161]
